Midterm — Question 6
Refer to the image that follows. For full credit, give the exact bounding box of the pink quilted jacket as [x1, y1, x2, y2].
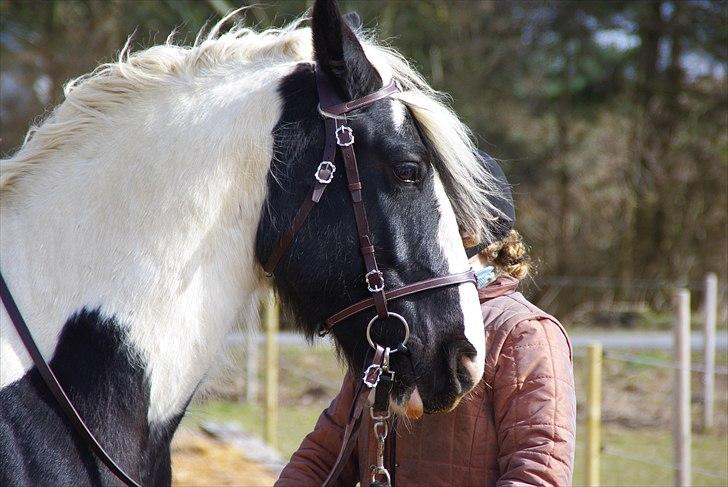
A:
[277, 276, 576, 486]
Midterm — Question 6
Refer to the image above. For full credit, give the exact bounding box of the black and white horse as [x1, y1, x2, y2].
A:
[0, 1, 500, 484]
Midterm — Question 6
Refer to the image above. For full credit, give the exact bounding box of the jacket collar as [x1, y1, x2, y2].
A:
[478, 275, 519, 302]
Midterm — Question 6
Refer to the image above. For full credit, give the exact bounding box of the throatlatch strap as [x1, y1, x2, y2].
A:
[0, 271, 141, 487]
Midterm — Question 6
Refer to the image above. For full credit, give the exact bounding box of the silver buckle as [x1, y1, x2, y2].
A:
[363, 364, 382, 388]
[315, 161, 336, 184]
[370, 467, 391, 486]
[365, 270, 385, 292]
[335, 125, 354, 147]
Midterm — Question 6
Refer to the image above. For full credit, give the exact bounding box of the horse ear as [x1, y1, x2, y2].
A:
[312, 0, 381, 99]
[344, 11, 362, 31]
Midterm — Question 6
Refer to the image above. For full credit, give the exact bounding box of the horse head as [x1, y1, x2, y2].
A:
[256, 0, 499, 416]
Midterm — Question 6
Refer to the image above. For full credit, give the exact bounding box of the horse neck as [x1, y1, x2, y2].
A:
[0, 69, 283, 424]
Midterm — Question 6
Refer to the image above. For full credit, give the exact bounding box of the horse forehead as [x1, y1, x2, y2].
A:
[391, 98, 407, 131]
[354, 100, 417, 145]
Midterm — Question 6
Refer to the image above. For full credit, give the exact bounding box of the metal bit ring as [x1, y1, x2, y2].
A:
[366, 312, 409, 353]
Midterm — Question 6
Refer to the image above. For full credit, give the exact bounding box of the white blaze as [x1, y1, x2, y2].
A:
[391, 99, 407, 131]
[433, 174, 485, 384]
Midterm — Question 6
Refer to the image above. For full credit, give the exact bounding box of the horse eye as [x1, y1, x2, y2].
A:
[393, 162, 421, 184]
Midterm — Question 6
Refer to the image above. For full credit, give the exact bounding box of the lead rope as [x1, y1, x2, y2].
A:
[369, 347, 394, 487]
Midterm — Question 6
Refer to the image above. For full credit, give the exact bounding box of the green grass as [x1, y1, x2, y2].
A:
[573, 426, 728, 486]
[183, 342, 727, 485]
[183, 400, 326, 460]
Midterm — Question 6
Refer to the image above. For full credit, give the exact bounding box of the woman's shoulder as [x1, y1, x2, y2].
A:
[481, 288, 573, 383]
[480, 286, 557, 329]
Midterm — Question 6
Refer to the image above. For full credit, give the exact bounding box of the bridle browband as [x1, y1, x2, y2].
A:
[265, 67, 477, 487]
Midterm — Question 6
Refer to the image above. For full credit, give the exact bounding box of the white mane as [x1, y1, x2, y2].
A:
[1, 13, 498, 243]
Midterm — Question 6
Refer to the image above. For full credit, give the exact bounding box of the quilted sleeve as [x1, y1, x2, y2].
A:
[492, 318, 576, 487]
[275, 372, 359, 487]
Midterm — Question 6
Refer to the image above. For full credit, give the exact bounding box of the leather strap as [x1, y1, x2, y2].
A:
[335, 116, 388, 319]
[264, 71, 402, 277]
[323, 269, 476, 331]
[322, 345, 386, 487]
[263, 115, 338, 275]
[389, 417, 398, 487]
[263, 73, 397, 276]
[315, 70, 391, 319]
[0, 271, 141, 487]
[321, 81, 399, 116]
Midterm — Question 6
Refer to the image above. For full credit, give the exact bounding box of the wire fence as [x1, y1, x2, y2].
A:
[601, 446, 728, 482]
[580, 277, 728, 486]
[604, 351, 728, 376]
[578, 350, 728, 484]
[596, 348, 728, 482]
[224, 277, 727, 486]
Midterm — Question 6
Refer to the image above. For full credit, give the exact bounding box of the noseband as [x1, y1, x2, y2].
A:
[264, 67, 477, 487]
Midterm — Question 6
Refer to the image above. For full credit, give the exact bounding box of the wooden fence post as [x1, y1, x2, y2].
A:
[703, 273, 717, 432]
[585, 342, 602, 487]
[264, 290, 279, 450]
[245, 328, 259, 403]
[673, 289, 691, 487]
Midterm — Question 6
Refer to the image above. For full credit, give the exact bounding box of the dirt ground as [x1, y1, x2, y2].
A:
[171, 428, 276, 487]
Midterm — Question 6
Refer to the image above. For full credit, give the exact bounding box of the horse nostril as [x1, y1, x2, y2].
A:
[452, 343, 480, 393]
[442, 340, 480, 397]
[458, 355, 479, 388]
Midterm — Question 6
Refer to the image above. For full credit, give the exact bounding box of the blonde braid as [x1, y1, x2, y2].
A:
[483, 230, 531, 279]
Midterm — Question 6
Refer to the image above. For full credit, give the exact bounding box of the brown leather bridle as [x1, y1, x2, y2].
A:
[265, 67, 477, 486]
[264, 67, 476, 341]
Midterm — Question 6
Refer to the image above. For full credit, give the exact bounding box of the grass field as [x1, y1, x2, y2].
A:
[181, 340, 728, 486]
[183, 400, 325, 460]
[184, 399, 728, 486]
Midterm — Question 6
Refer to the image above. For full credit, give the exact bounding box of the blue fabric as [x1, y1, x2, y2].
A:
[475, 266, 496, 289]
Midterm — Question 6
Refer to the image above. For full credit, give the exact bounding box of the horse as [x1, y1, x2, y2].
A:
[0, 1, 501, 484]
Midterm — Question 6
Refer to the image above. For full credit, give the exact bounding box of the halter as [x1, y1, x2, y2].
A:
[264, 67, 477, 487]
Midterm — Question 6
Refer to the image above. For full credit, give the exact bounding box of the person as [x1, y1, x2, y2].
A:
[276, 153, 576, 486]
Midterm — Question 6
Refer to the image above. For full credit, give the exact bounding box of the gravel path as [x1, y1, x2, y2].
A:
[171, 428, 277, 486]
